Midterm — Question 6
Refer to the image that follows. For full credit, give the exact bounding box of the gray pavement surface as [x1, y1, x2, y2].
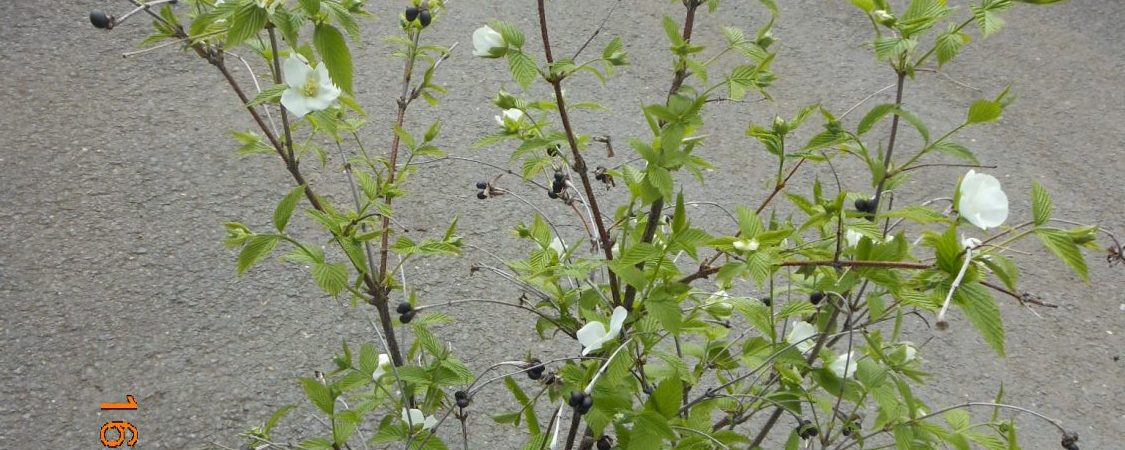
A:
[1, 0, 1123, 448]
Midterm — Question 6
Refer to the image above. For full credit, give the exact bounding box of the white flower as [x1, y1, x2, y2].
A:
[901, 344, 917, 362]
[957, 170, 1008, 231]
[830, 352, 858, 379]
[371, 353, 392, 382]
[961, 236, 981, 250]
[472, 25, 507, 58]
[576, 306, 627, 355]
[845, 229, 864, 248]
[786, 321, 817, 354]
[256, 0, 281, 14]
[402, 408, 438, 430]
[494, 108, 524, 129]
[733, 238, 759, 252]
[280, 55, 341, 119]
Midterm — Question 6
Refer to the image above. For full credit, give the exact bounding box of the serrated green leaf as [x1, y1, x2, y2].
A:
[299, 377, 336, 416]
[649, 379, 683, 419]
[314, 24, 354, 95]
[273, 184, 306, 232]
[955, 282, 1005, 356]
[237, 235, 279, 275]
[311, 262, 348, 296]
[507, 51, 538, 90]
[930, 141, 979, 164]
[1031, 182, 1052, 226]
[857, 103, 896, 135]
[979, 253, 1019, 292]
[966, 99, 1002, 124]
[1036, 228, 1088, 281]
[247, 83, 289, 107]
[226, 3, 268, 48]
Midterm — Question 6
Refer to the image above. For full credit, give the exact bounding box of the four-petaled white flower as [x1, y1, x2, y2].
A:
[845, 229, 864, 248]
[472, 25, 507, 58]
[371, 353, 392, 382]
[957, 170, 1008, 231]
[577, 306, 627, 355]
[494, 108, 524, 129]
[733, 238, 759, 252]
[256, 0, 281, 14]
[402, 408, 438, 430]
[830, 352, 858, 379]
[280, 55, 341, 119]
[786, 321, 817, 354]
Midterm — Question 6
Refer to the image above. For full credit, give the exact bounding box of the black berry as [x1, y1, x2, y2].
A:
[418, 10, 432, 27]
[396, 302, 413, 314]
[761, 296, 771, 307]
[404, 7, 419, 22]
[526, 358, 545, 380]
[548, 190, 559, 199]
[552, 179, 564, 193]
[568, 391, 585, 408]
[1061, 432, 1079, 450]
[477, 192, 488, 200]
[400, 310, 416, 324]
[596, 435, 614, 450]
[810, 291, 825, 305]
[796, 419, 818, 439]
[454, 390, 470, 408]
[577, 394, 594, 415]
[475, 181, 488, 189]
[855, 198, 877, 215]
[554, 171, 565, 182]
[90, 10, 114, 29]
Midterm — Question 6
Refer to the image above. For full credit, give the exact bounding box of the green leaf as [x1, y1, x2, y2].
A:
[1036, 228, 1088, 281]
[1031, 182, 1052, 226]
[507, 51, 538, 90]
[649, 379, 683, 419]
[299, 377, 335, 416]
[966, 99, 1002, 124]
[955, 282, 1005, 356]
[647, 166, 674, 201]
[273, 184, 306, 232]
[237, 235, 279, 275]
[874, 36, 917, 60]
[226, 3, 268, 48]
[311, 262, 348, 296]
[247, 83, 289, 107]
[314, 24, 354, 95]
[857, 103, 896, 135]
[935, 28, 971, 66]
[930, 141, 979, 164]
[979, 253, 1019, 292]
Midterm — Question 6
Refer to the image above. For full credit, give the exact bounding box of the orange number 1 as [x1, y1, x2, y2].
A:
[100, 395, 138, 410]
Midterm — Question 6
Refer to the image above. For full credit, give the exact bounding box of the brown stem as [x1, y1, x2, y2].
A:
[267, 27, 297, 162]
[621, 0, 700, 311]
[562, 411, 583, 450]
[870, 71, 907, 215]
[536, 0, 622, 306]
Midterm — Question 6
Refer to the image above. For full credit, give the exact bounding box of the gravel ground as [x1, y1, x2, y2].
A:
[1, 1, 1122, 449]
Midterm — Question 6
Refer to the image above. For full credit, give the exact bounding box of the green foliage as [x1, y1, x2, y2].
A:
[110, 0, 1109, 448]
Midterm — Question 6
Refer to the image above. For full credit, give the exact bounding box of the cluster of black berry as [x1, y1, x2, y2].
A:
[1061, 431, 1080, 450]
[397, 302, 416, 323]
[568, 391, 594, 415]
[475, 181, 491, 199]
[404, 5, 432, 27]
[796, 418, 819, 440]
[548, 171, 568, 199]
[854, 197, 877, 220]
[593, 166, 614, 188]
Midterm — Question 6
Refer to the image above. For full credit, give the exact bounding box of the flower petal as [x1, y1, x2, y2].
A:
[576, 322, 608, 355]
[830, 352, 858, 378]
[786, 321, 816, 354]
[281, 89, 311, 118]
[282, 55, 308, 89]
[607, 306, 627, 337]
